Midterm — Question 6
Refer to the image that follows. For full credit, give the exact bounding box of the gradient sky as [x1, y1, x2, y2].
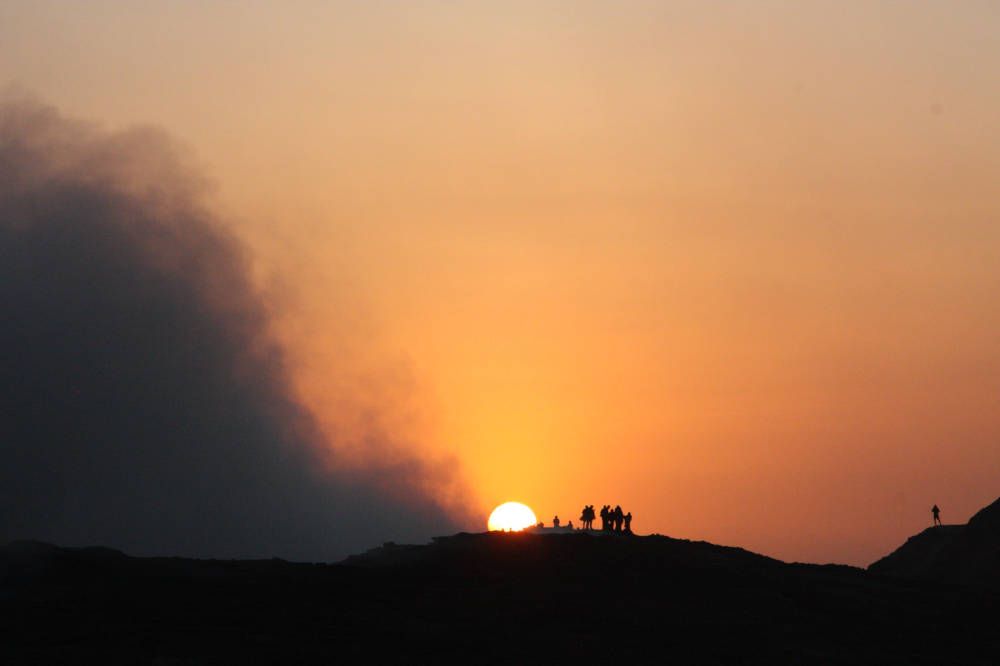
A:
[3, 1, 999, 565]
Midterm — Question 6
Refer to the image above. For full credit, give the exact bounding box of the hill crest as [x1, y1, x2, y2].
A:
[868, 496, 1000, 586]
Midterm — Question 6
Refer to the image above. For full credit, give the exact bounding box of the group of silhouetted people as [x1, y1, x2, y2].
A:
[578, 504, 632, 534]
[560, 502, 941, 537]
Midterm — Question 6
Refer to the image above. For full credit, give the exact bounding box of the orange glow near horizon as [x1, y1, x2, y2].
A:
[4, 2, 1000, 565]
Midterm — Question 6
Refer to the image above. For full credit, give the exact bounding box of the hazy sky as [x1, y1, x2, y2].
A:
[2, 1, 999, 564]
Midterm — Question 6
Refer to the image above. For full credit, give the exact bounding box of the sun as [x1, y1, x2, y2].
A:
[487, 501, 538, 532]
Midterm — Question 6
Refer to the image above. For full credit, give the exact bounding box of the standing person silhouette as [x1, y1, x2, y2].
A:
[932, 504, 941, 527]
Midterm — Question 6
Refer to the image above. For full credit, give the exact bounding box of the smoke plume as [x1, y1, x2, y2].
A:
[0, 98, 468, 560]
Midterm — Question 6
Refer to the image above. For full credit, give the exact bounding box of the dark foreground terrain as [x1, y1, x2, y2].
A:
[870, 497, 1000, 587]
[2, 528, 999, 665]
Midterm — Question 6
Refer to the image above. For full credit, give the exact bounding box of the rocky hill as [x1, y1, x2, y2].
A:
[2, 531, 999, 664]
[869, 497, 1000, 587]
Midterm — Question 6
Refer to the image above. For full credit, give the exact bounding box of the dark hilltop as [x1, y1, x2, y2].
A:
[869, 496, 1000, 587]
[4, 500, 1000, 665]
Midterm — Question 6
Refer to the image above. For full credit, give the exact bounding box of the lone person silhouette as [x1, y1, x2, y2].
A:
[624, 512, 632, 534]
[553, 515, 561, 528]
[932, 504, 941, 527]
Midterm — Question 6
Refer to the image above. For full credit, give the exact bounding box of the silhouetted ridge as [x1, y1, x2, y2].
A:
[3, 540, 126, 559]
[867, 526, 963, 578]
[968, 496, 1000, 533]
[341, 531, 785, 577]
[869, 497, 1000, 586]
[2, 535, 999, 663]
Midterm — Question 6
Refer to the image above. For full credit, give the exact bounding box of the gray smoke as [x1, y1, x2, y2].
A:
[0, 98, 467, 560]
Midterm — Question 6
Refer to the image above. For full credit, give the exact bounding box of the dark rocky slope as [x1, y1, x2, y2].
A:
[869, 497, 1000, 587]
[2, 532, 998, 664]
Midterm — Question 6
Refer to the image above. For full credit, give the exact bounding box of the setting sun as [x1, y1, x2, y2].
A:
[487, 502, 537, 532]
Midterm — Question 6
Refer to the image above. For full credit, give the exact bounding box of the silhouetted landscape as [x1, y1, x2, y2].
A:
[3, 498, 1000, 664]
[870, 497, 1000, 587]
[5, 5, 1000, 665]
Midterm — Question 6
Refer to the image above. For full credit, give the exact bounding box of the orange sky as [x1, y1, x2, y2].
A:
[3, 1, 999, 564]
